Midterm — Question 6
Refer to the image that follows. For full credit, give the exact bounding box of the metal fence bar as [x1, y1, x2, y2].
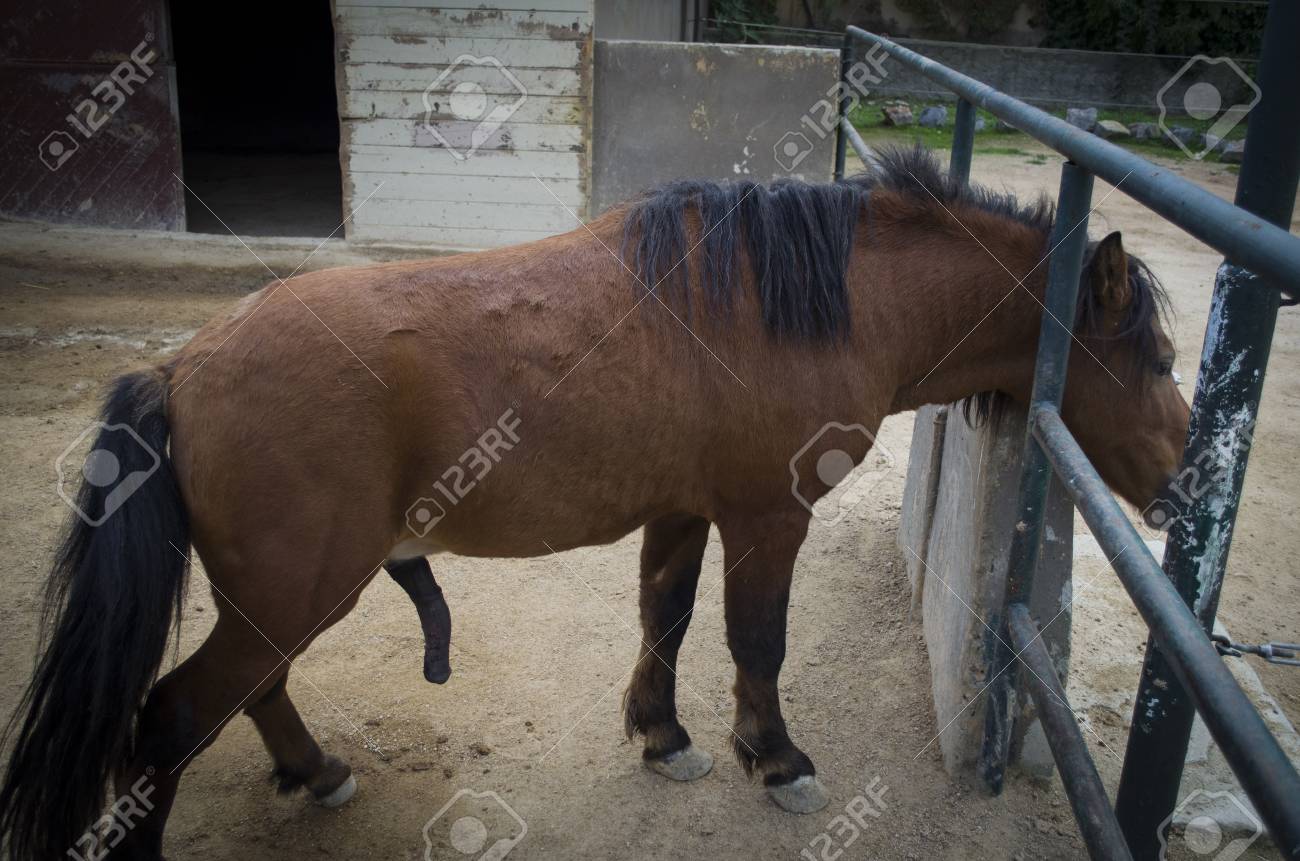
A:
[1008, 604, 1135, 861]
[979, 162, 1094, 793]
[844, 26, 1300, 300]
[833, 33, 854, 182]
[1033, 405, 1300, 853]
[838, 117, 873, 169]
[948, 98, 976, 186]
[1115, 3, 1300, 854]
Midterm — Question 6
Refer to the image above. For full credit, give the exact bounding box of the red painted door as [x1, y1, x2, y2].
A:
[0, 0, 184, 230]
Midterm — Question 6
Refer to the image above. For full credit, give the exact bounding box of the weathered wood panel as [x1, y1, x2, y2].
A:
[343, 62, 582, 96]
[349, 172, 585, 206]
[336, 1, 592, 248]
[347, 145, 582, 179]
[342, 91, 583, 124]
[335, 8, 586, 40]
[339, 35, 581, 67]
[336, 0, 590, 11]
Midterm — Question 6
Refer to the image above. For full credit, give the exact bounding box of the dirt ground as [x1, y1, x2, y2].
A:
[0, 148, 1296, 860]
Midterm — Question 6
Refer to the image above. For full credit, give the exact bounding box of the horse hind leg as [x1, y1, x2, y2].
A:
[246, 673, 356, 806]
[623, 513, 714, 782]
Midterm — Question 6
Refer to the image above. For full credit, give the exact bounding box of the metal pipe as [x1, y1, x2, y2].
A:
[844, 26, 1300, 300]
[833, 34, 853, 181]
[1115, 2, 1300, 855]
[839, 116, 873, 168]
[979, 162, 1094, 794]
[1033, 406, 1300, 855]
[1008, 604, 1135, 861]
[949, 98, 976, 187]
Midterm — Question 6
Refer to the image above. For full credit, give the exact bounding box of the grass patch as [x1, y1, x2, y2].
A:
[847, 100, 1243, 165]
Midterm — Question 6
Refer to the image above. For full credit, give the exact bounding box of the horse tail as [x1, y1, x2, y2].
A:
[0, 369, 190, 861]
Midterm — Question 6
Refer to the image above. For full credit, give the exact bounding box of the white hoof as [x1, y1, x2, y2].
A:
[646, 745, 714, 782]
[316, 774, 357, 808]
[767, 775, 829, 814]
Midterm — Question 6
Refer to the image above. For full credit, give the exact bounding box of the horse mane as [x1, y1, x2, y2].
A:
[620, 144, 1169, 420]
[619, 144, 1054, 341]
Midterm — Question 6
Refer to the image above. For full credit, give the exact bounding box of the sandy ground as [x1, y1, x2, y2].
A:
[0, 148, 1296, 860]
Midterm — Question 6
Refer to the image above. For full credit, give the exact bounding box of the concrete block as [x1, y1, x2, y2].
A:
[899, 400, 1074, 777]
[897, 406, 948, 619]
[591, 40, 840, 214]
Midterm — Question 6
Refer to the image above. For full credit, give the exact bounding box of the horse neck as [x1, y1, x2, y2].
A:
[862, 212, 1050, 414]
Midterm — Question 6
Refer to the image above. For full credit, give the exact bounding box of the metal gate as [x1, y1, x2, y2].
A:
[833, 5, 1300, 859]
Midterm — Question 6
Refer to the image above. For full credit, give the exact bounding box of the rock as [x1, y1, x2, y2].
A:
[470, 741, 492, 756]
[917, 105, 948, 128]
[1203, 133, 1227, 154]
[973, 116, 986, 132]
[881, 102, 914, 127]
[1092, 119, 1130, 139]
[1128, 122, 1160, 140]
[1065, 107, 1097, 131]
[1165, 126, 1201, 149]
[1220, 139, 1246, 163]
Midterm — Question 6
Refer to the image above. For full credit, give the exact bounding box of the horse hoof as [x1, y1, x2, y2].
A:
[767, 775, 828, 814]
[315, 774, 357, 808]
[646, 745, 713, 782]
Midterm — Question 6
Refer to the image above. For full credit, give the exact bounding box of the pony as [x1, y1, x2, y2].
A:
[0, 146, 1189, 858]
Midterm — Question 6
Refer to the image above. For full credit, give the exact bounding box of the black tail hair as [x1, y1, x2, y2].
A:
[0, 370, 190, 861]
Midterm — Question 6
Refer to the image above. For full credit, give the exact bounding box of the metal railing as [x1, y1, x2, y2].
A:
[834, 6, 1300, 859]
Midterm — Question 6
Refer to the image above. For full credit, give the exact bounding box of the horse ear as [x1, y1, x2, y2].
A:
[1087, 231, 1130, 311]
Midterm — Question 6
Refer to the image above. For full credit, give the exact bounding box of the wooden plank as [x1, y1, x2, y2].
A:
[344, 118, 582, 152]
[341, 91, 582, 123]
[349, 171, 585, 206]
[343, 62, 582, 96]
[352, 198, 577, 231]
[337, 0, 590, 12]
[349, 222, 565, 249]
[346, 144, 582, 179]
[339, 34, 581, 68]
[335, 8, 587, 40]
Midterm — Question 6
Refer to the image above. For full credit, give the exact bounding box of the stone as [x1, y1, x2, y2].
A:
[973, 116, 986, 132]
[1065, 107, 1097, 131]
[1093, 119, 1130, 139]
[1166, 126, 1201, 149]
[881, 102, 914, 126]
[918, 105, 948, 127]
[1128, 122, 1160, 140]
[1220, 139, 1246, 164]
[1203, 133, 1227, 154]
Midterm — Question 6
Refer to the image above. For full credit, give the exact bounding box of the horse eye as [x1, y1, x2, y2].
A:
[1156, 358, 1174, 377]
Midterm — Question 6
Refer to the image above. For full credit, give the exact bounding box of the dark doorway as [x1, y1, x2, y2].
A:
[170, 1, 342, 237]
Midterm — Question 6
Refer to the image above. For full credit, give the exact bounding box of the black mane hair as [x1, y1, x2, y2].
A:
[620, 144, 1170, 418]
[620, 144, 1054, 341]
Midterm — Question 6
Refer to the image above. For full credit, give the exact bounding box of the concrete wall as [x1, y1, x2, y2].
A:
[335, 1, 594, 249]
[594, 0, 698, 41]
[591, 40, 840, 214]
[879, 37, 1257, 112]
[899, 403, 1074, 778]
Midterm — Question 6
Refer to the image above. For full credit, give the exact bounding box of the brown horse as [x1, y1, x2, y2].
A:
[0, 147, 1189, 859]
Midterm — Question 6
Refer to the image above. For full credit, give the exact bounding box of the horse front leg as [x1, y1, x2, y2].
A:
[623, 513, 714, 781]
[719, 510, 827, 813]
